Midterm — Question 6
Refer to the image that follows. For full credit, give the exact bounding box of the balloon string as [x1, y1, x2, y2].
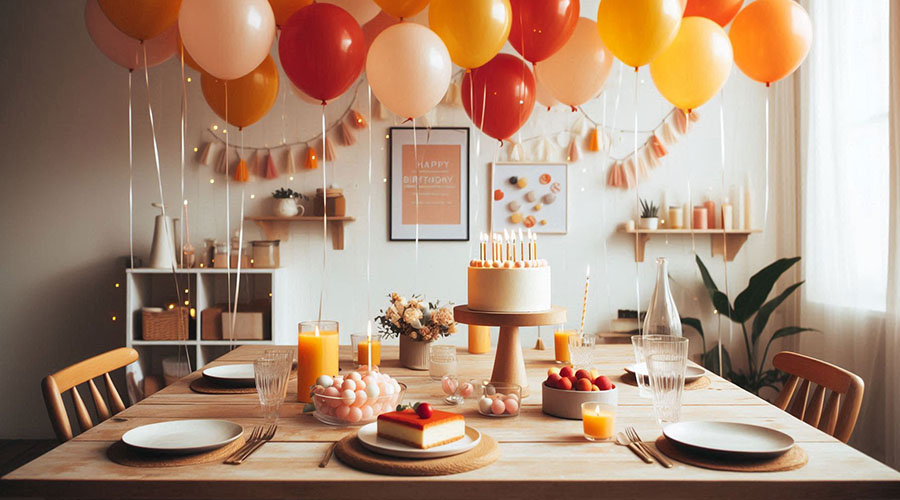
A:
[317, 105, 327, 324]
[225, 82, 232, 344]
[231, 132, 246, 348]
[366, 85, 373, 321]
[687, 110, 697, 254]
[179, 45, 186, 269]
[717, 90, 733, 378]
[632, 68, 642, 336]
[128, 71, 134, 271]
[413, 118, 419, 290]
[764, 86, 770, 226]
[599, 89, 613, 332]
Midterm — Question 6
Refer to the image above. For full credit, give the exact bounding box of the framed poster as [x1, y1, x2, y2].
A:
[389, 127, 470, 241]
[490, 162, 568, 234]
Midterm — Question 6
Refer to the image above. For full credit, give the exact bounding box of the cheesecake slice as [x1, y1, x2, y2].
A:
[377, 409, 465, 449]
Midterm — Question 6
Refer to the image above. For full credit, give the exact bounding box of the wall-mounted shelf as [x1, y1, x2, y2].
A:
[619, 228, 762, 262]
[245, 216, 355, 250]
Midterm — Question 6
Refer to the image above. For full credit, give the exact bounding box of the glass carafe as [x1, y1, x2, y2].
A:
[642, 257, 682, 337]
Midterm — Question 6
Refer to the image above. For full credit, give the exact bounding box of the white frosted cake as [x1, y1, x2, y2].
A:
[467, 259, 551, 312]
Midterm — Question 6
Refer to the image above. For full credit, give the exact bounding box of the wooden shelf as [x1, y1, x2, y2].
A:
[245, 216, 355, 249]
[619, 228, 761, 262]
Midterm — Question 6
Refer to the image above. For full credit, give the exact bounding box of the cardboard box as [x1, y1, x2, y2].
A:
[221, 312, 265, 340]
[201, 307, 224, 340]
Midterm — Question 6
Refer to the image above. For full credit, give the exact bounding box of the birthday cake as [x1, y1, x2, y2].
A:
[468, 231, 551, 313]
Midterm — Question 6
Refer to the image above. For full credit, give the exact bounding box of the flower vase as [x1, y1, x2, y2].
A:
[399, 335, 431, 370]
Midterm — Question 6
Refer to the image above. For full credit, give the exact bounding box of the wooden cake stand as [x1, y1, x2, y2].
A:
[454, 305, 567, 397]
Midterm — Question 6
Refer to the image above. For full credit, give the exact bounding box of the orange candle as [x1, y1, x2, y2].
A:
[468, 325, 491, 354]
[582, 403, 615, 441]
[554, 330, 575, 363]
[357, 340, 381, 367]
[298, 321, 339, 403]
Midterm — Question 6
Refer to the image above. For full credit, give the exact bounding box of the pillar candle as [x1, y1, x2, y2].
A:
[692, 206, 708, 230]
[704, 199, 717, 229]
[357, 340, 381, 367]
[668, 206, 684, 229]
[468, 325, 491, 354]
[722, 201, 734, 231]
[297, 323, 339, 402]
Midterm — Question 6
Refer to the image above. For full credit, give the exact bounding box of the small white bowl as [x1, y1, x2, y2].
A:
[542, 383, 617, 420]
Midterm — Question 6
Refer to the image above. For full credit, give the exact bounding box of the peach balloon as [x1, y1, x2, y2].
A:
[536, 18, 612, 108]
[179, 0, 276, 80]
[85, 0, 177, 70]
[729, 0, 811, 85]
[535, 76, 561, 110]
[366, 23, 451, 119]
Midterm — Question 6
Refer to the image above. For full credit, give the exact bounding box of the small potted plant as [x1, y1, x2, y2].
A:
[375, 293, 457, 370]
[639, 199, 659, 230]
[271, 188, 306, 217]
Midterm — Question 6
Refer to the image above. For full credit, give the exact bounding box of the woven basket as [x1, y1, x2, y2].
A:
[142, 307, 189, 341]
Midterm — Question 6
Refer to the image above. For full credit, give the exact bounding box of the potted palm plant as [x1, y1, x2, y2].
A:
[639, 199, 659, 230]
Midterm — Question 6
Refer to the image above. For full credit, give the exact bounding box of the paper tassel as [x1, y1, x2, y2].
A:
[511, 141, 524, 162]
[607, 161, 627, 189]
[349, 109, 367, 129]
[587, 127, 601, 152]
[199, 142, 216, 165]
[441, 78, 461, 106]
[660, 120, 678, 145]
[644, 144, 661, 169]
[673, 110, 690, 134]
[624, 158, 636, 189]
[285, 147, 297, 174]
[233, 158, 249, 182]
[305, 145, 318, 169]
[534, 137, 547, 162]
[650, 134, 667, 158]
[338, 121, 356, 146]
[264, 151, 278, 179]
[373, 97, 388, 120]
[636, 153, 650, 179]
[214, 148, 227, 174]
[566, 137, 580, 163]
[688, 109, 700, 122]
[247, 150, 259, 177]
[324, 137, 337, 162]
[572, 115, 588, 136]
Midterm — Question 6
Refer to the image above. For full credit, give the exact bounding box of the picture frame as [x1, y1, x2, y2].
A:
[490, 162, 568, 234]
[389, 127, 470, 241]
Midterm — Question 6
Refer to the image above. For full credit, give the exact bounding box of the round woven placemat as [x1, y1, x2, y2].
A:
[189, 377, 256, 394]
[335, 433, 500, 476]
[655, 436, 808, 472]
[617, 372, 711, 391]
[107, 436, 246, 467]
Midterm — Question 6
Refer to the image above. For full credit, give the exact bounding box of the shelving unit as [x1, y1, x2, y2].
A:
[125, 268, 287, 398]
[619, 228, 761, 262]
[245, 216, 355, 249]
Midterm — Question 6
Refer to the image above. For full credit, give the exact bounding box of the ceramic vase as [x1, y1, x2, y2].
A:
[399, 335, 431, 370]
[639, 217, 659, 230]
[273, 198, 302, 217]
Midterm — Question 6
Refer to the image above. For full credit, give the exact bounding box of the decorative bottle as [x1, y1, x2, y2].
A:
[642, 257, 682, 337]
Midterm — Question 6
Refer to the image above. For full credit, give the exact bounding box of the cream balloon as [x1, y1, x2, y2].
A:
[322, 0, 381, 24]
[366, 23, 451, 119]
[535, 75, 561, 110]
[535, 18, 612, 108]
[178, 0, 276, 80]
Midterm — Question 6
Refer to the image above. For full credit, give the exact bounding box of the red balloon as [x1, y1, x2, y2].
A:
[684, 0, 744, 27]
[509, 0, 579, 64]
[462, 54, 536, 141]
[278, 3, 365, 103]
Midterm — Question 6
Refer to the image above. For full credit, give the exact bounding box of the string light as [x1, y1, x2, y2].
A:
[111, 315, 117, 321]
[184, 288, 189, 294]
[385, 134, 390, 139]
[114, 283, 120, 288]
[167, 304, 175, 310]
[268, 292, 273, 297]
[186, 77, 192, 83]
[289, 176, 294, 181]
[250, 194, 255, 199]
[184, 300, 190, 306]
[190, 308, 196, 318]
[193, 147, 198, 152]
[211, 125, 218, 131]
[222, 129, 227, 134]
[209, 179, 215, 184]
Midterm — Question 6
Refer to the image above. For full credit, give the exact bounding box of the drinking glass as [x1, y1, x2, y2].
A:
[553, 327, 575, 363]
[582, 402, 616, 441]
[429, 345, 458, 380]
[568, 334, 597, 370]
[350, 333, 365, 364]
[264, 349, 293, 399]
[630, 335, 651, 398]
[645, 336, 689, 425]
[254, 357, 287, 423]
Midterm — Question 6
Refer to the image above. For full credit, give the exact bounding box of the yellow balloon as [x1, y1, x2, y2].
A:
[649, 17, 732, 111]
[429, 0, 511, 69]
[596, 0, 684, 68]
[373, 0, 429, 19]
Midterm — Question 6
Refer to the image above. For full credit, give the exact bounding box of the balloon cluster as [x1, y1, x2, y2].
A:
[85, 0, 812, 141]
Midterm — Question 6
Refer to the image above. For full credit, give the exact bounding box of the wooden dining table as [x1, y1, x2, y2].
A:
[3, 344, 899, 499]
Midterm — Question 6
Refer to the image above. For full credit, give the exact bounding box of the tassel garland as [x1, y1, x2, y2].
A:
[305, 145, 318, 169]
[587, 127, 601, 152]
[264, 151, 278, 179]
[324, 136, 337, 162]
[285, 147, 297, 174]
[349, 109, 367, 129]
[338, 121, 356, 146]
[566, 137, 580, 163]
[233, 158, 249, 182]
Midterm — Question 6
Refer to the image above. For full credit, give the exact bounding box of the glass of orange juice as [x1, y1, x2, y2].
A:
[581, 402, 616, 441]
[554, 328, 575, 364]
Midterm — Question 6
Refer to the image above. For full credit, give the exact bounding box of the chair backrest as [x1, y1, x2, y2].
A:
[773, 351, 864, 443]
[41, 347, 139, 442]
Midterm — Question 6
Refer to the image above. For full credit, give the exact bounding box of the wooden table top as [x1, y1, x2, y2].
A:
[3, 345, 899, 499]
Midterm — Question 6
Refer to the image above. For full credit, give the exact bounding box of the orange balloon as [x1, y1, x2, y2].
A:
[269, 0, 314, 27]
[729, 0, 811, 85]
[201, 56, 280, 129]
[373, 0, 429, 19]
[97, 0, 181, 41]
[683, 0, 743, 27]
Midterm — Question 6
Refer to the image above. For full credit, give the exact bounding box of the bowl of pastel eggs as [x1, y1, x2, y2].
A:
[310, 370, 406, 426]
[477, 382, 521, 417]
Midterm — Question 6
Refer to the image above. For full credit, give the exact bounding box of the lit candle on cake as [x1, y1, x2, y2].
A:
[298, 320, 339, 402]
[519, 228, 525, 260]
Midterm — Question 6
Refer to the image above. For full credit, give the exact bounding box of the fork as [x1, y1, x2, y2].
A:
[224, 426, 263, 464]
[226, 425, 277, 465]
[626, 426, 672, 468]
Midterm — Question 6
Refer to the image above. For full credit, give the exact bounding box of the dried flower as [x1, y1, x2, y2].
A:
[375, 293, 456, 341]
[432, 307, 454, 328]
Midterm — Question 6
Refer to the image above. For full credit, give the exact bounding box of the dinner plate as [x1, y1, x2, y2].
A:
[202, 364, 256, 387]
[122, 420, 244, 455]
[624, 363, 705, 382]
[663, 421, 795, 459]
[357, 422, 481, 459]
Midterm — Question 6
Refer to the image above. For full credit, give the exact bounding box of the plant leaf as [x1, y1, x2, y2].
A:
[695, 255, 736, 319]
[732, 257, 800, 323]
[751, 281, 804, 344]
[680, 317, 705, 341]
[763, 326, 817, 362]
[701, 344, 732, 375]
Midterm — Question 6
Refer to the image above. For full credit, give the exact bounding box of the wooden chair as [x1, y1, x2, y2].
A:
[773, 351, 864, 443]
[41, 348, 139, 442]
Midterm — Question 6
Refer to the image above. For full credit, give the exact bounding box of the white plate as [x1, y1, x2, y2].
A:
[624, 363, 705, 382]
[202, 364, 256, 387]
[122, 420, 244, 455]
[663, 421, 795, 459]
[357, 422, 481, 459]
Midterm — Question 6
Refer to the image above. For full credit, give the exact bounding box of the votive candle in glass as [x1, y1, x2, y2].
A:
[582, 402, 616, 441]
[357, 334, 382, 368]
[668, 206, 684, 229]
[297, 320, 339, 403]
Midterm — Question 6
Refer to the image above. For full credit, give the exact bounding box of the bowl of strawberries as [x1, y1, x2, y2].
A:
[541, 366, 617, 420]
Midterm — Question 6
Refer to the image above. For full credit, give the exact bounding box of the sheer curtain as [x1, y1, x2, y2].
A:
[799, 0, 899, 468]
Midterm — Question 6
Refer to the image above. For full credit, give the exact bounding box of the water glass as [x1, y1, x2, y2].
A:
[645, 336, 689, 425]
[254, 357, 287, 423]
[429, 345, 458, 380]
[582, 402, 616, 441]
[264, 349, 293, 399]
[568, 334, 597, 369]
[630, 335, 651, 398]
[350, 333, 365, 363]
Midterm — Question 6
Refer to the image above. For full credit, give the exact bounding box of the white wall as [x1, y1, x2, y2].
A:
[0, 0, 791, 438]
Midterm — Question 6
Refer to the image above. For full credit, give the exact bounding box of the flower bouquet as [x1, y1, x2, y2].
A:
[375, 293, 457, 370]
